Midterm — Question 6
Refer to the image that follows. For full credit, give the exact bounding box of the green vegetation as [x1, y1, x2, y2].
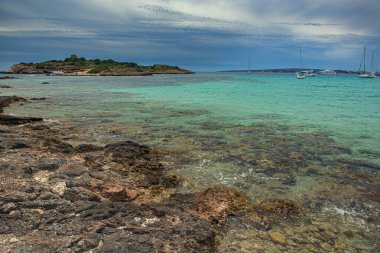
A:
[15, 54, 193, 75]
[88, 65, 112, 74]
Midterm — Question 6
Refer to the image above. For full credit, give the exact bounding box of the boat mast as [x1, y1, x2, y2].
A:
[364, 45, 366, 73]
[299, 46, 303, 70]
[248, 54, 251, 74]
[370, 50, 374, 72]
[248, 54, 251, 73]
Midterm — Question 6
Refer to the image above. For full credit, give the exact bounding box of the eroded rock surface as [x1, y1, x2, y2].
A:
[0, 122, 217, 252]
[0, 96, 307, 252]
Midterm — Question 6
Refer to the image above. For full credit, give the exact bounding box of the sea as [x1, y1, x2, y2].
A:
[2, 72, 380, 252]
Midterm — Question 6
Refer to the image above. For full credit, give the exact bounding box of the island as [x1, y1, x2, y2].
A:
[6, 54, 194, 76]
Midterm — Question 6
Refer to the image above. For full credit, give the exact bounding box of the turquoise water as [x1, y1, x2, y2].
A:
[109, 73, 380, 162]
[2, 73, 380, 251]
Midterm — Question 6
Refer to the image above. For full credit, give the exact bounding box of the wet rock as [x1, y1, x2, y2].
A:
[9, 237, 19, 243]
[33, 170, 52, 183]
[161, 173, 181, 188]
[63, 187, 101, 202]
[75, 143, 103, 153]
[320, 242, 333, 251]
[25, 185, 35, 193]
[0, 85, 12, 88]
[0, 76, 17, 80]
[268, 230, 286, 244]
[0, 202, 17, 213]
[337, 158, 380, 170]
[0, 96, 28, 113]
[27, 124, 50, 131]
[99, 233, 156, 253]
[41, 82, 50, 84]
[286, 239, 297, 246]
[306, 243, 319, 252]
[50, 181, 67, 196]
[104, 140, 150, 163]
[343, 230, 354, 238]
[29, 97, 47, 100]
[76, 237, 100, 251]
[194, 186, 253, 223]
[36, 158, 67, 171]
[55, 163, 87, 177]
[21, 199, 66, 210]
[308, 224, 319, 232]
[42, 137, 74, 153]
[323, 230, 337, 239]
[367, 192, 380, 200]
[0, 114, 43, 125]
[256, 199, 302, 219]
[101, 185, 127, 201]
[9, 141, 30, 149]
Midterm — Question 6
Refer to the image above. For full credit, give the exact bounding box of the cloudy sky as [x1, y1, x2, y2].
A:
[1, 0, 379, 71]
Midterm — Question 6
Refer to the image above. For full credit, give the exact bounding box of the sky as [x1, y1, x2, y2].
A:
[0, 0, 380, 71]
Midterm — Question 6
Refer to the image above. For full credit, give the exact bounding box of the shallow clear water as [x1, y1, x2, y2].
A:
[2, 73, 380, 251]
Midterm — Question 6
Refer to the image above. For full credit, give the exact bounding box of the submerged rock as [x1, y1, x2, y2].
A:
[194, 186, 254, 223]
[0, 96, 43, 125]
[104, 140, 150, 163]
[29, 97, 47, 100]
[256, 199, 302, 219]
[0, 76, 17, 80]
[75, 143, 103, 153]
[0, 114, 43, 125]
[268, 230, 287, 244]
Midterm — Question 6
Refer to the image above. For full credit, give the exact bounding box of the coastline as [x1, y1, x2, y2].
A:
[4, 57, 195, 76]
[1, 73, 379, 252]
[1, 71, 195, 77]
[0, 95, 302, 252]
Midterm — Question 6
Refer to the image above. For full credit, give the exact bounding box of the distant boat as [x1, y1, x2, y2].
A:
[296, 72, 305, 79]
[50, 70, 64, 76]
[296, 46, 306, 79]
[300, 70, 316, 77]
[320, 69, 336, 75]
[358, 45, 375, 78]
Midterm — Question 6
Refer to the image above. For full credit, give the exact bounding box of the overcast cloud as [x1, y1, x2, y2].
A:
[0, 0, 379, 71]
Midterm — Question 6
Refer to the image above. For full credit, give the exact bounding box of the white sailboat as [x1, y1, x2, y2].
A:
[301, 70, 316, 77]
[296, 47, 305, 79]
[296, 72, 305, 79]
[320, 69, 336, 75]
[358, 45, 375, 78]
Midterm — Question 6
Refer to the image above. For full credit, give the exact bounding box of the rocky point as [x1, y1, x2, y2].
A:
[0, 95, 305, 252]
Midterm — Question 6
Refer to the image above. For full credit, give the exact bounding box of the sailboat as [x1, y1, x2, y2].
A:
[358, 45, 375, 78]
[247, 54, 252, 74]
[369, 50, 377, 77]
[296, 47, 305, 79]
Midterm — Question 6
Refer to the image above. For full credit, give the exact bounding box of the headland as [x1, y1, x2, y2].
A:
[5, 54, 194, 76]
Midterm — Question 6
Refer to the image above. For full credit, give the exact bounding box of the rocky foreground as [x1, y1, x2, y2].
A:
[0, 96, 302, 252]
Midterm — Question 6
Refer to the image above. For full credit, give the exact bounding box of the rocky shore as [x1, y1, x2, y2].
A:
[14, 96, 378, 253]
[0, 95, 308, 252]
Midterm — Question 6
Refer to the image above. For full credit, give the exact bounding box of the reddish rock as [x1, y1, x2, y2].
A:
[101, 185, 127, 201]
[126, 189, 141, 201]
[256, 199, 302, 219]
[194, 186, 253, 223]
